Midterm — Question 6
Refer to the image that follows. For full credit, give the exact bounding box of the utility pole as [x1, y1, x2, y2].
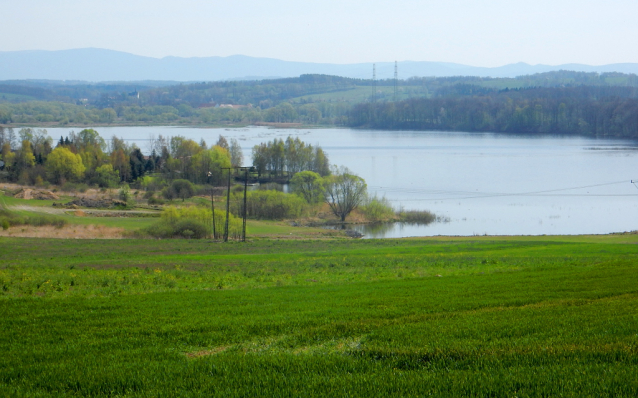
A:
[207, 171, 216, 240]
[372, 64, 377, 103]
[223, 168, 231, 242]
[243, 168, 248, 242]
[393, 61, 398, 102]
[221, 166, 255, 242]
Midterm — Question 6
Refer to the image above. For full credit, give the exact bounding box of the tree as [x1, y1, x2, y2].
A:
[0, 109, 11, 124]
[216, 135, 229, 150]
[46, 147, 85, 184]
[313, 147, 330, 176]
[99, 108, 117, 123]
[164, 179, 195, 202]
[15, 140, 36, 174]
[129, 148, 145, 181]
[290, 171, 324, 204]
[74, 129, 106, 177]
[324, 167, 367, 222]
[110, 148, 130, 182]
[189, 145, 231, 184]
[94, 164, 120, 188]
[1, 143, 15, 172]
[229, 138, 243, 167]
[252, 143, 268, 178]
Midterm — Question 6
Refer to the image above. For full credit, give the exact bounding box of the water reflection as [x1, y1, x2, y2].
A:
[323, 221, 445, 239]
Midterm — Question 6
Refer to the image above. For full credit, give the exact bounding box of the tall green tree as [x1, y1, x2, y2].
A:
[324, 167, 367, 222]
[290, 171, 324, 204]
[46, 147, 85, 184]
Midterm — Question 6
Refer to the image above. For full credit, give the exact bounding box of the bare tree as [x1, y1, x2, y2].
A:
[229, 138, 244, 167]
[324, 166, 367, 222]
[216, 135, 229, 150]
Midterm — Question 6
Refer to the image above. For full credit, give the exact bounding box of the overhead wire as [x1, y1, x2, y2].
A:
[368, 180, 635, 202]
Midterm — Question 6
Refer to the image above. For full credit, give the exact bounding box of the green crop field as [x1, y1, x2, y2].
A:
[1, 235, 638, 396]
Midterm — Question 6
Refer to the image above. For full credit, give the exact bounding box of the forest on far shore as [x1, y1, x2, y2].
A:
[0, 70, 637, 138]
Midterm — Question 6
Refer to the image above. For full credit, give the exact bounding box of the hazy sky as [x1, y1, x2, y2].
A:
[4, 0, 637, 66]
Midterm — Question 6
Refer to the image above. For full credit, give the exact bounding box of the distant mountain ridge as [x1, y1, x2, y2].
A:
[1, 48, 637, 82]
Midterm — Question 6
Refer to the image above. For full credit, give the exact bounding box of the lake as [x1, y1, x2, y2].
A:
[41, 126, 638, 238]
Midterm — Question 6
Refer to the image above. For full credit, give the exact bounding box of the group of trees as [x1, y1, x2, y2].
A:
[287, 167, 368, 222]
[0, 127, 235, 188]
[251, 136, 330, 179]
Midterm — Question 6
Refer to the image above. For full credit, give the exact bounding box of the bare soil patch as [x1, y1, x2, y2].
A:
[0, 224, 125, 239]
[13, 188, 60, 200]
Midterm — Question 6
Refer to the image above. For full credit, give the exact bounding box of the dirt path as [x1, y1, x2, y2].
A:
[9, 205, 160, 216]
[10, 205, 66, 214]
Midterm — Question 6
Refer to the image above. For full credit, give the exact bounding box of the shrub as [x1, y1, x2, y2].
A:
[360, 196, 395, 222]
[119, 185, 131, 202]
[232, 190, 308, 220]
[173, 219, 208, 239]
[397, 210, 436, 225]
[163, 179, 195, 202]
[141, 205, 242, 240]
[290, 171, 324, 204]
[147, 196, 165, 205]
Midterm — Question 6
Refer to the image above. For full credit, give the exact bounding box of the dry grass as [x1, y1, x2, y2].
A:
[0, 224, 125, 239]
[185, 346, 230, 358]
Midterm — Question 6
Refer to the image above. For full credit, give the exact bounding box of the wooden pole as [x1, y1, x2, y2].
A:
[224, 169, 231, 242]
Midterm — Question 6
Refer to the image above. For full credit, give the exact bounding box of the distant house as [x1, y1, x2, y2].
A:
[217, 104, 252, 109]
[197, 103, 216, 109]
[128, 89, 140, 99]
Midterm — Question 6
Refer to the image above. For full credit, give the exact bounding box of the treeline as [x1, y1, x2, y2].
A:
[0, 127, 239, 188]
[0, 126, 335, 191]
[0, 101, 351, 126]
[348, 86, 638, 138]
[3, 71, 638, 137]
[4, 71, 638, 108]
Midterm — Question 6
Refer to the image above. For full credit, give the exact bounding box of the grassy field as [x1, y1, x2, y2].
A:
[1, 192, 343, 239]
[1, 235, 638, 396]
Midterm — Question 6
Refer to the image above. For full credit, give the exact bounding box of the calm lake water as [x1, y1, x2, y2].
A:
[42, 126, 638, 238]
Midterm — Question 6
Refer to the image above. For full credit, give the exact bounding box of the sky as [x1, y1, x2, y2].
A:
[3, 0, 638, 67]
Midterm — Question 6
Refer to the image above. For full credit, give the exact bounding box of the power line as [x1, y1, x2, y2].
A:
[368, 180, 633, 202]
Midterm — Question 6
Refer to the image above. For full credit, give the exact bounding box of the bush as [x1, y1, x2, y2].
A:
[119, 185, 131, 202]
[163, 179, 195, 202]
[147, 196, 165, 205]
[140, 205, 242, 240]
[232, 190, 308, 220]
[360, 196, 395, 222]
[397, 210, 436, 225]
[173, 219, 208, 239]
